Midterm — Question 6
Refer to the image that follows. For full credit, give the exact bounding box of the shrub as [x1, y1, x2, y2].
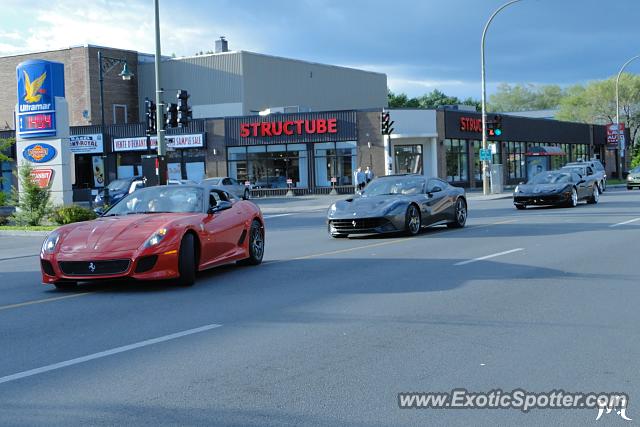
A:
[0, 190, 6, 207]
[51, 205, 97, 225]
[10, 163, 53, 226]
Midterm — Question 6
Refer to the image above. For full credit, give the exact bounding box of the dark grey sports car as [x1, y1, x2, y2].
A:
[326, 174, 467, 238]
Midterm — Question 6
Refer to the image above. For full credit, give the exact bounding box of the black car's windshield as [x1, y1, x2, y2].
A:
[106, 178, 132, 192]
[203, 178, 221, 185]
[529, 173, 571, 185]
[631, 166, 640, 174]
[561, 166, 586, 175]
[104, 186, 203, 216]
[362, 177, 425, 196]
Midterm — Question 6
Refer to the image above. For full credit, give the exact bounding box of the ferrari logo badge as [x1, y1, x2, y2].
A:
[88, 262, 96, 273]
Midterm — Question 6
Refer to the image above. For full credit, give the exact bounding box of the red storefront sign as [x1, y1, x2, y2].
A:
[459, 117, 482, 133]
[239, 118, 338, 138]
[30, 168, 53, 188]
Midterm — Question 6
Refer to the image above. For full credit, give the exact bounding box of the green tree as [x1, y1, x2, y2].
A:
[10, 163, 53, 226]
[556, 73, 640, 150]
[488, 83, 565, 112]
[388, 89, 479, 110]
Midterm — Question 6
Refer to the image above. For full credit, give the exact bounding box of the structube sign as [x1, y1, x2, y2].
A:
[225, 111, 357, 146]
[112, 134, 205, 152]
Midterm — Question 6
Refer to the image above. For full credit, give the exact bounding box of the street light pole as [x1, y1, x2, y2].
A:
[481, 0, 522, 195]
[154, 0, 165, 159]
[615, 54, 640, 179]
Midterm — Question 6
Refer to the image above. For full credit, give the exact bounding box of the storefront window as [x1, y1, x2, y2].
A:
[506, 142, 526, 180]
[445, 139, 468, 182]
[314, 141, 356, 186]
[228, 144, 308, 188]
[117, 152, 142, 178]
[1, 158, 14, 196]
[572, 144, 589, 162]
[394, 145, 423, 174]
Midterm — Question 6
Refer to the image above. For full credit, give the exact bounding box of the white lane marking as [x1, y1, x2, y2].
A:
[263, 213, 294, 219]
[0, 323, 222, 385]
[610, 217, 640, 228]
[454, 248, 524, 266]
[0, 292, 96, 312]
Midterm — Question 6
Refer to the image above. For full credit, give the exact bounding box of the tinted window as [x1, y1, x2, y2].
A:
[222, 178, 232, 185]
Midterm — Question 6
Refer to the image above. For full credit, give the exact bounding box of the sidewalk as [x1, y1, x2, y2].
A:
[253, 190, 514, 215]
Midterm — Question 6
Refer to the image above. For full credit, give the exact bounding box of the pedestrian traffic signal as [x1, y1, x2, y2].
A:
[381, 112, 394, 135]
[177, 89, 192, 127]
[166, 103, 178, 128]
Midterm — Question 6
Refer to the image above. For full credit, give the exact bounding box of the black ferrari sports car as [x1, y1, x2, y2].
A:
[513, 170, 599, 209]
[326, 174, 467, 238]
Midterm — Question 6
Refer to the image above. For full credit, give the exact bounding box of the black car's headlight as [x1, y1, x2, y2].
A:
[144, 228, 167, 248]
[514, 185, 521, 193]
[328, 204, 337, 216]
[41, 231, 60, 254]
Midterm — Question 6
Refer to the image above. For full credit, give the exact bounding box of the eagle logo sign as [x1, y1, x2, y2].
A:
[23, 70, 47, 104]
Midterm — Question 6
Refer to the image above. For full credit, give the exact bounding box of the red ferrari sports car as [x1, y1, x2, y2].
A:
[40, 184, 265, 289]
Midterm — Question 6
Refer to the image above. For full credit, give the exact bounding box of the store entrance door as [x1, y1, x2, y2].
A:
[394, 145, 423, 174]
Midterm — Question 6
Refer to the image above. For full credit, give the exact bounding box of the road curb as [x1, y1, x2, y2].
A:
[0, 230, 51, 237]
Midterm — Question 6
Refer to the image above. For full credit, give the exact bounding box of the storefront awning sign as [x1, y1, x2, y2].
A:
[113, 134, 205, 152]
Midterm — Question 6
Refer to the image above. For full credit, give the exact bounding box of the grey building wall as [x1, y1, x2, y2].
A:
[137, 51, 387, 119]
[137, 52, 244, 120]
[356, 111, 385, 177]
[0, 46, 138, 128]
[241, 52, 388, 114]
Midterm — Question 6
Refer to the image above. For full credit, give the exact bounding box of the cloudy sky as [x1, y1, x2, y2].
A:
[1, 0, 639, 99]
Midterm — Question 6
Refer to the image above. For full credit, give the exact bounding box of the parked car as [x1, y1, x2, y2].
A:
[254, 176, 288, 189]
[565, 160, 606, 192]
[513, 170, 599, 209]
[200, 177, 250, 199]
[41, 184, 264, 289]
[327, 174, 467, 238]
[627, 165, 640, 190]
[93, 176, 142, 208]
[559, 164, 600, 192]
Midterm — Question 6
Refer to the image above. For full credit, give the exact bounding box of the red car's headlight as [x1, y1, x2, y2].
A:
[144, 228, 168, 248]
[41, 231, 60, 255]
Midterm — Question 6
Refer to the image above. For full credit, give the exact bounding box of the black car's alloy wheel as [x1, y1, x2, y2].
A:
[239, 220, 264, 265]
[405, 205, 421, 236]
[176, 233, 196, 287]
[567, 188, 578, 208]
[448, 198, 468, 228]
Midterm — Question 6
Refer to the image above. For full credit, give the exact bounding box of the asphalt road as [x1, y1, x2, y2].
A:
[0, 189, 639, 426]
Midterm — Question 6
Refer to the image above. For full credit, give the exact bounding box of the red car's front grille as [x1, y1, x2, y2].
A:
[58, 259, 131, 276]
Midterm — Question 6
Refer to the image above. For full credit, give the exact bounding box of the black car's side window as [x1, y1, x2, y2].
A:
[222, 178, 232, 185]
[426, 178, 444, 193]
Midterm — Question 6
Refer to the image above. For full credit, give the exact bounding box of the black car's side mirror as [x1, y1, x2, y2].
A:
[207, 200, 233, 214]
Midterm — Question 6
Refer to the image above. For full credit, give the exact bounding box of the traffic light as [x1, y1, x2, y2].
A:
[381, 112, 394, 135]
[177, 90, 192, 127]
[166, 103, 178, 128]
[487, 114, 503, 137]
[149, 102, 157, 133]
[145, 98, 159, 135]
[494, 115, 503, 136]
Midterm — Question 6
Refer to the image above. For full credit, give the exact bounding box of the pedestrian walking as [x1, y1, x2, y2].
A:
[355, 167, 366, 191]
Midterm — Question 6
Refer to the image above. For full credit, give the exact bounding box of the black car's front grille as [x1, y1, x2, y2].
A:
[330, 217, 393, 233]
[59, 259, 131, 276]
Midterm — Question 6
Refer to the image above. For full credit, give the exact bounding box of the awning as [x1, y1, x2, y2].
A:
[525, 146, 566, 156]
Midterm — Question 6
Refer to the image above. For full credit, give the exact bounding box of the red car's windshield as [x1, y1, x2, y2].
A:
[104, 186, 204, 216]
